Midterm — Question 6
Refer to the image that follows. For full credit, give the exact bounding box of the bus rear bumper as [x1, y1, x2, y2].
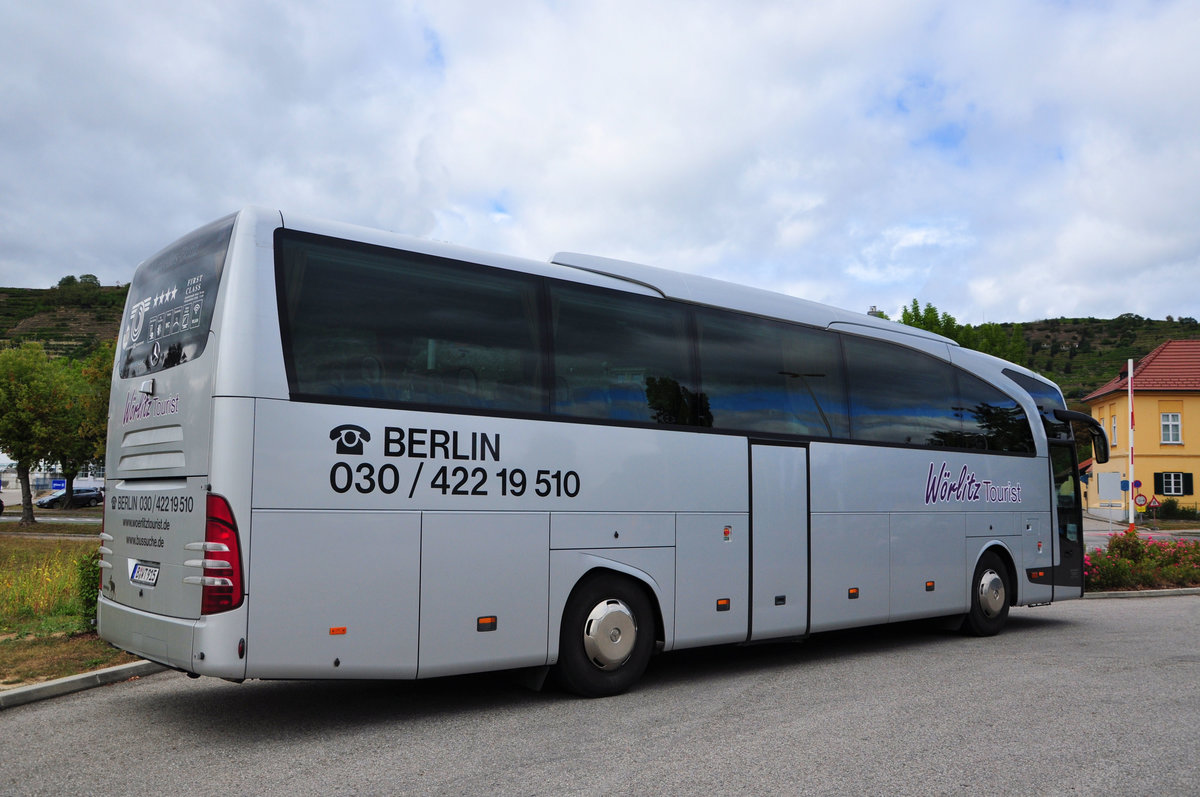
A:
[97, 595, 248, 679]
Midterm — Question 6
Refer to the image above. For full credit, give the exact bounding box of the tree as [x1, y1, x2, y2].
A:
[963, 322, 1026, 363]
[78, 340, 115, 461]
[0, 343, 63, 523]
[0, 342, 113, 520]
[52, 273, 103, 308]
[898, 299, 1026, 362]
[45, 359, 98, 508]
[900, 299, 959, 340]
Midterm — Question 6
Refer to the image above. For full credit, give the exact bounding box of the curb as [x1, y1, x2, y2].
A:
[1084, 587, 1200, 600]
[0, 660, 166, 710]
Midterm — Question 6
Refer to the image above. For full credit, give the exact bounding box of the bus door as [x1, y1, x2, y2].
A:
[749, 443, 810, 640]
[1050, 443, 1085, 598]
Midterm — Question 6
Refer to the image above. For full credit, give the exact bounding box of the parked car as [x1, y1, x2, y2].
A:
[35, 487, 104, 509]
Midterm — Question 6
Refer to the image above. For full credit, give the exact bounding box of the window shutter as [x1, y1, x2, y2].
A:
[1185, 473, 1194, 496]
[1154, 473, 1164, 494]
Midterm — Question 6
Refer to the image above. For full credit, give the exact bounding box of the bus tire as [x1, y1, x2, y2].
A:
[554, 573, 654, 698]
[964, 551, 1010, 637]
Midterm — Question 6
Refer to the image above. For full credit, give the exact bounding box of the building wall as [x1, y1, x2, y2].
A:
[1087, 391, 1200, 515]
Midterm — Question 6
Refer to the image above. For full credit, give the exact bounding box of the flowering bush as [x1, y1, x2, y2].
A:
[1085, 528, 1200, 591]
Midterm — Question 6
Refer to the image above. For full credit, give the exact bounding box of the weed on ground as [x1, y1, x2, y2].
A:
[0, 535, 135, 689]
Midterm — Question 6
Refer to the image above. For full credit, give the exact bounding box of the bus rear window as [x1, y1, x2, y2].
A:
[119, 214, 234, 379]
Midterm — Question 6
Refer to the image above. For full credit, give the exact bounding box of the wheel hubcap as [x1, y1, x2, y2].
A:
[582, 598, 637, 670]
[978, 569, 1006, 618]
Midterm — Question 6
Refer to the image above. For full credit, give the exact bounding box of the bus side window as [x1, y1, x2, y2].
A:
[956, 371, 1035, 454]
[843, 336, 959, 447]
[550, 283, 695, 425]
[695, 309, 848, 438]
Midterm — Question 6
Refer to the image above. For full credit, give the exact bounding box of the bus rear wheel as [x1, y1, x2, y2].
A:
[964, 551, 1010, 636]
[554, 573, 654, 698]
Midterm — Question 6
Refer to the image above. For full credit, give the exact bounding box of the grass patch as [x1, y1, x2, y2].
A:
[0, 536, 135, 688]
[1140, 519, 1200, 532]
[0, 539, 92, 628]
[1, 502, 103, 536]
[2, 520, 101, 536]
[0, 633, 136, 686]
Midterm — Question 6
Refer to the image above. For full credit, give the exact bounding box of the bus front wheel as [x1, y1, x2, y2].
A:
[964, 551, 1010, 636]
[554, 573, 654, 698]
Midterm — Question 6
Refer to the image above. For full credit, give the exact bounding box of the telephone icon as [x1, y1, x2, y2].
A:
[330, 424, 371, 456]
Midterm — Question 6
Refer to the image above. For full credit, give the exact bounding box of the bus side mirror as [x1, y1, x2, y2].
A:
[1053, 409, 1109, 465]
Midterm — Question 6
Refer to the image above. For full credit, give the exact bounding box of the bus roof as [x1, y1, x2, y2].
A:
[551, 250, 955, 348]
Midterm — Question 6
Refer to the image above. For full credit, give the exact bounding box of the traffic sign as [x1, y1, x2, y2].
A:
[1133, 480, 1143, 489]
[1134, 493, 1148, 508]
[1148, 496, 1161, 509]
[51, 479, 65, 491]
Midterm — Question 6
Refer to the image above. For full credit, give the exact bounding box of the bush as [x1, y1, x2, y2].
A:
[1105, 527, 1146, 563]
[1084, 551, 1134, 590]
[1085, 528, 1200, 591]
[74, 549, 100, 624]
[1157, 499, 1199, 521]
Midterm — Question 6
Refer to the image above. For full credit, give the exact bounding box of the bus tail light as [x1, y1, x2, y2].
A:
[184, 493, 244, 614]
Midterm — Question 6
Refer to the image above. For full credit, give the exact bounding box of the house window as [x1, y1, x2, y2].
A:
[1154, 472, 1194, 496]
[1111, 414, 1117, 448]
[1161, 412, 1182, 444]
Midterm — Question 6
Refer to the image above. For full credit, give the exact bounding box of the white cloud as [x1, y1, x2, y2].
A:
[1, 0, 1198, 326]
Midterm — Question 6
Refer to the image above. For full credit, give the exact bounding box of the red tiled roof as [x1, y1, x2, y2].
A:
[1084, 340, 1200, 401]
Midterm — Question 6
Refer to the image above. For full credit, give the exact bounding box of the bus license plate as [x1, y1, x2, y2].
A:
[131, 562, 160, 587]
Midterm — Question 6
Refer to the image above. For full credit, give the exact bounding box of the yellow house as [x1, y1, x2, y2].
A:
[1083, 340, 1200, 517]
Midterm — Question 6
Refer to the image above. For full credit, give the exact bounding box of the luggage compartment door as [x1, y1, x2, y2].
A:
[750, 443, 809, 641]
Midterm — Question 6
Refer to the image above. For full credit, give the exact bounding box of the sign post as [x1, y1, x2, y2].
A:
[1127, 358, 1136, 531]
[1098, 472, 1123, 532]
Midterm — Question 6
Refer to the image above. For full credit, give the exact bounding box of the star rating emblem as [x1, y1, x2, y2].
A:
[152, 286, 179, 307]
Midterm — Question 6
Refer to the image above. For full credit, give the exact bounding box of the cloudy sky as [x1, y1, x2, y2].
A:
[2, 0, 1198, 323]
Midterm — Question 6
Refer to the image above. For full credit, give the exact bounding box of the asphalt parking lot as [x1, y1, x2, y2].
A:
[2, 593, 1197, 796]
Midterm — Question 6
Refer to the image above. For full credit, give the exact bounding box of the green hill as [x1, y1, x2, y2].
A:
[1017, 314, 1200, 402]
[0, 280, 127, 359]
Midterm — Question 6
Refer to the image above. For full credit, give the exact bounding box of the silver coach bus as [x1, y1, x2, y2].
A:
[98, 208, 1106, 696]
